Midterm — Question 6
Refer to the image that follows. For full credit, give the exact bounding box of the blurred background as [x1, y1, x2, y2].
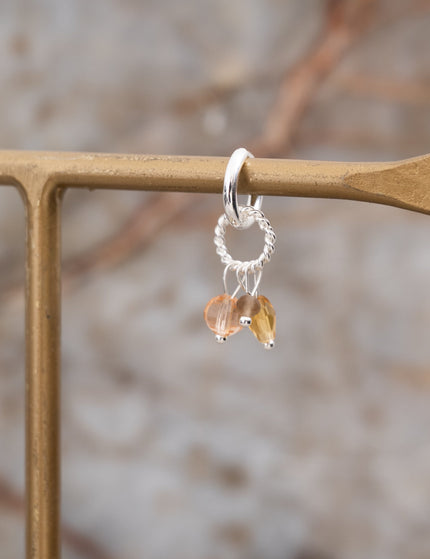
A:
[1, 0, 430, 558]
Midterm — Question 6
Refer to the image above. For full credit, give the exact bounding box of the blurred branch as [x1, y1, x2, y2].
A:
[165, 0, 430, 119]
[1, 0, 428, 299]
[0, 477, 116, 559]
[47, 0, 378, 285]
[0, 191, 194, 304]
[295, 128, 429, 155]
[0, 477, 22, 514]
[337, 75, 430, 105]
[251, 0, 377, 157]
[61, 525, 117, 559]
[170, 71, 275, 115]
[376, 0, 430, 24]
[62, 192, 191, 290]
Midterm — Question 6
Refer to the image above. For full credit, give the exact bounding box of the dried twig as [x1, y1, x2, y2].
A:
[251, 0, 376, 157]
[337, 74, 430, 105]
[0, 192, 194, 305]
[152, 0, 430, 121]
[170, 69, 277, 115]
[62, 192, 193, 290]
[0, 476, 116, 559]
[46, 1, 378, 286]
[0, 0, 419, 298]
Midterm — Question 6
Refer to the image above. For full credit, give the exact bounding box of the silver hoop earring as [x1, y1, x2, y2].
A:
[204, 148, 277, 349]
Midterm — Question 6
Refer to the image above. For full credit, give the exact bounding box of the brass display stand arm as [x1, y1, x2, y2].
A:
[0, 149, 428, 559]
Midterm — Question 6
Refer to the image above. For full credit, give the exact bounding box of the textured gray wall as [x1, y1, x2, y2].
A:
[1, 1, 430, 558]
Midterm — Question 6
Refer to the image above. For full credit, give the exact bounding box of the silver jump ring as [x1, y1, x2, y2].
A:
[214, 206, 276, 277]
[235, 268, 262, 296]
[223, 147, 263, 229]
[223, 264, 241, 298]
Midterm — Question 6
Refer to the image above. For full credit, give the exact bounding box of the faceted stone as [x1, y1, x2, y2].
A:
[249, 295, 276, 344]
[236, 294, 261, 320]
[204, 294, 242, 338]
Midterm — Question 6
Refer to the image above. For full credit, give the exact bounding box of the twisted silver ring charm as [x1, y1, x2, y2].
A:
[214, 205, 276, 277]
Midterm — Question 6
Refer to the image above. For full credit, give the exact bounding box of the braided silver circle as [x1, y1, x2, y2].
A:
[214, 206, 276, 276]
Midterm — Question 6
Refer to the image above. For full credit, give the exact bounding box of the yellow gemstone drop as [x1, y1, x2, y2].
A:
[249, 295, 276, 345]
[204, 294, 242, 338]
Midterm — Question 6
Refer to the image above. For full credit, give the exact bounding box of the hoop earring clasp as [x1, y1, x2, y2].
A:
[223, 147, 263, 229]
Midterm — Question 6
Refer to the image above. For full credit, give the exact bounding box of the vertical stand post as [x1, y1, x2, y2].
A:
[25, 180, 62, 559]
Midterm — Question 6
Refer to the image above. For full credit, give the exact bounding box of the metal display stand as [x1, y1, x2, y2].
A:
[1, 150, 428, 558]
